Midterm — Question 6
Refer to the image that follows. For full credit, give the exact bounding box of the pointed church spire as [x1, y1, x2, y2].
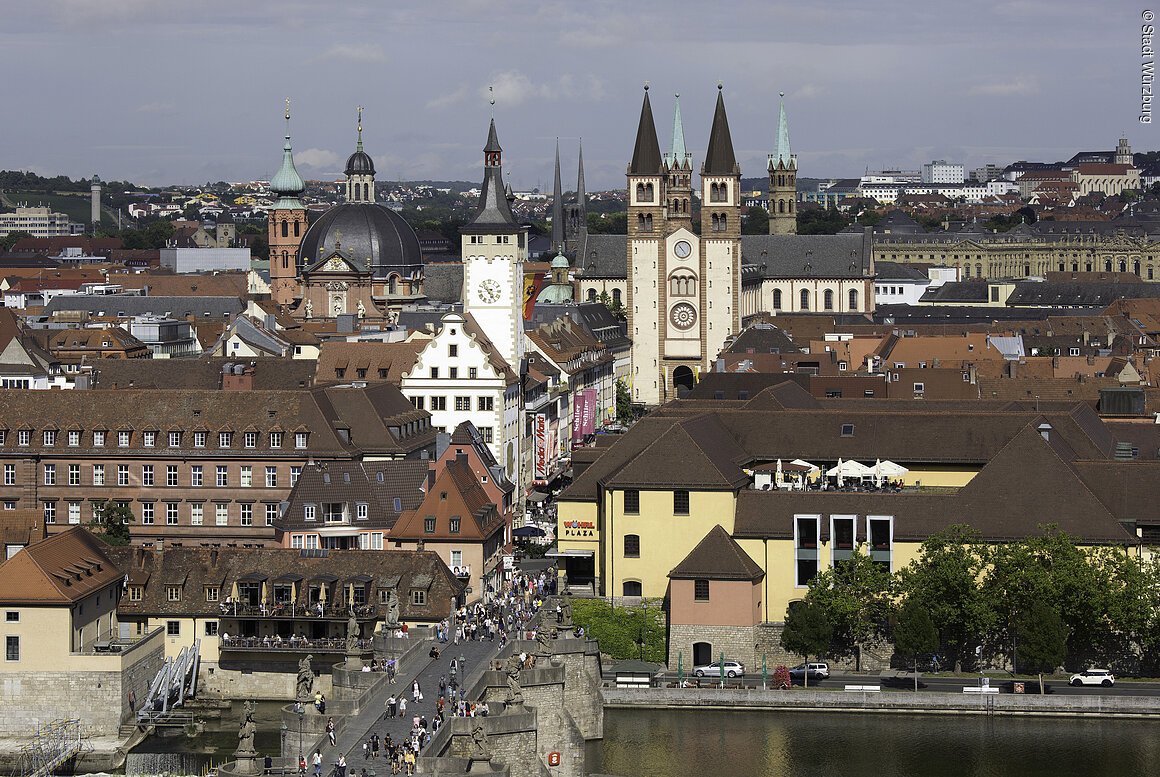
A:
[772, 92, 794, 170]
[629, 85, 662, 175]
[465, 117, 517, 230]
[576, 138, 587, 226]
[551, 138, 564, 252]
[668, 93, 687, 167]
[270, 98, 305, 201]
[703, 84, 738, 175]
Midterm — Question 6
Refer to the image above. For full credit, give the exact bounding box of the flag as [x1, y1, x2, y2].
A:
[523, 272, 545, 320]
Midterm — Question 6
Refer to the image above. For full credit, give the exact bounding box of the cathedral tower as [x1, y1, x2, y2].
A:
[626, 85, 666, 405]
[460, 117, 527, 372]
[268, 99, 308, 306]
[551, 139, 565, 254]
[1116, 136, 1133, 166]
[698, 85, 742, 377]
[344, 107, 376, 203]
[768, 93, 797, 235]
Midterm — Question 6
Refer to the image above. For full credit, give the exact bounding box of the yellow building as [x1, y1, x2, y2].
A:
[0, 528, 164, 737]
[556, 382, 1144, 637]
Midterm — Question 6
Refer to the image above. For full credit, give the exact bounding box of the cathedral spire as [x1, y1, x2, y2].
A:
[629, 85, 662, 175]
[771, 92, 795, 170]
[576, 138, 587, 227]
[668, 93, 688, 168]
[703, 84, 738, 175]
[551, 138, 564, 253]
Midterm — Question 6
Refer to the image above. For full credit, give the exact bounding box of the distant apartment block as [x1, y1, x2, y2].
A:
[0, 206, 84, 237]
[921, 160, 965, 184]
[159, 247, 251, 273]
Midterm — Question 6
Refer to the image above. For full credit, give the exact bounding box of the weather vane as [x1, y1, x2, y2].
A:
[357, 105, 363, 135]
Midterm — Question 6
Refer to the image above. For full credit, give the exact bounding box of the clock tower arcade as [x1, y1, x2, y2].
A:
[460, 118, 527, 372]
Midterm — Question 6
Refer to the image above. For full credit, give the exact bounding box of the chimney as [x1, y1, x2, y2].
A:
[222, 365, 255, 391]
[1038, 422, 1052, 442]
[427, 469, 436, 490]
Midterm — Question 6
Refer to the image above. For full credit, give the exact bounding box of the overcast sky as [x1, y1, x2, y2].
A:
[0, 0, 1149, 190]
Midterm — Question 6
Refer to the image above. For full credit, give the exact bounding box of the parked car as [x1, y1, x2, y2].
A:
[1069, 668, 1115, 687]
[789, 662, 830, 683]
[693, 661, 745, 678]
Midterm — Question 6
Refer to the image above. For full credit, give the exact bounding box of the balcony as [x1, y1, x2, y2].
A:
[217, 601, 381, 620]
[219, 635, 373, 653]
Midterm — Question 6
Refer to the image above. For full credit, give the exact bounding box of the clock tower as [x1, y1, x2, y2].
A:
[460, 117, 527, 371]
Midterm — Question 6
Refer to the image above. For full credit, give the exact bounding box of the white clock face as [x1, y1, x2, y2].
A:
[477, 279, 502, 303]
[674, 240, 692, 259]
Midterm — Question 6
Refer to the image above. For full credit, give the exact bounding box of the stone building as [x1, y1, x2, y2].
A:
[0, 382, 435, 546]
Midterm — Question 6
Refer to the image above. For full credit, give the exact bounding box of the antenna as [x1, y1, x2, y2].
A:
[489, 85, 495, 117]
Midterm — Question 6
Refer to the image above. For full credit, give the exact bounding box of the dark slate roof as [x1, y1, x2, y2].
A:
[86, 357, 317, 390]
[918, 282, 991, 304]
[629, 89, 662, 175]
[423, 262, 464, 303]
[874, 210, 925, 234]
[107, 545, 463, 620]
[605, 414, 749, 490]
[396, 305, 461, 334]
[345, 149, 375, 176]
[279, 459, 429, 530]
[685, 373, 811, 401]
[1006, 281, 1160, 308]
[874, 261, 930, 281]
[298, 203, 423, 280]
[702, 88, 738, 176]
[873, 305, 1073, 324]
[669, 524, 764, 580]
[43, 295, 243, 318]
[484, 119, 502, 154]
[576, 233, 627, 278]
[742, 231, 872, 279]
[724, 324, 801, 355]
[463, 165, 518, 233]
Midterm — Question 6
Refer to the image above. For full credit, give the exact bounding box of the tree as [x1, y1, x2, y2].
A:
[614, 379, 633, 426]
[90, 500, 133, 546]
[741, 205, 768, 234]
[896, 525, 994, 669]
[1015, 599, 1068, 694]
[0, 230, 33, 251]
[802, 550, 894, 667]
[780, 600, 832, 688]
[894, 599, 939, 691]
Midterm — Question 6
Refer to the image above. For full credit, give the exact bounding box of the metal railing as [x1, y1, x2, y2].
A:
[219, 636, 374, 652]
[17, 719, 90, 777]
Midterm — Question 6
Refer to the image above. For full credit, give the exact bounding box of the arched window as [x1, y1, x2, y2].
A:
[1059, 262, 1066, 273]
[622, 580, 642, 597]
[281, 220, 288, 238]
[1024, 263, 1031, 277]
[719, 213, 727, 231]
[1105, 259, 1113, 272]
[389, 276, 398, 295]
[637, 214, 646, 231]
[294, 220, 300, 237]
[1072, 262, 1079, 272]
[800, 289, 810, 310]
[645, 183, 654, 201]
[789, 200, 794, 213]
[624, 534, 640, 558]
[849, 289, 859, 310]
[612, 288, 622, 306]
[282, 251, 289, 269]
[711, 214, 720, 231]
[975, 264, 983, 278]
[823, 289, 834, 310]
[778, 199, 785, 214]
[635, 183, 645, 201]
[644, 214, 653, 232]
[1119, 259, 1127, 273]
[773, 289, 782, 309]
[587, 288, 597, 301]
[1149, 266, 1155, 280]
[1134, 260, 1141, 276]
[683, 199, 689, 213]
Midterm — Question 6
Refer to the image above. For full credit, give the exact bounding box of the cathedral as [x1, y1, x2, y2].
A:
[266, 105, 426, 321]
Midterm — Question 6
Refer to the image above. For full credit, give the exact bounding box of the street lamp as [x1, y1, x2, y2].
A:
[296, 706, 305, 765]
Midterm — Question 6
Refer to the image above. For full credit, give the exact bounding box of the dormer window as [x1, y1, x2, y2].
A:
[43, 430, 56, 447]
[166, 585, 182, 602]
[840, 424, 855, 437]
[295, 432, 308, 449]
[117, 430, 131, 447]
[143, 431, 157, 448]
[218, 432, 233, 448]
[67, 430, 81, 447]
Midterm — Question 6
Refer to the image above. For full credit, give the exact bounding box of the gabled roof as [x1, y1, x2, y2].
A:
[0, 528, 122, 605]
[629, 88, 662, 175]
[606, 414, 748, 490]
[702, 87, 738, 176]
[669, 524, 764, 580]
[390, 458, 500, 541]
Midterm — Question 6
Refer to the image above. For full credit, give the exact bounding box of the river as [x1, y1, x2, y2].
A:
[589, 707, 1160, 777]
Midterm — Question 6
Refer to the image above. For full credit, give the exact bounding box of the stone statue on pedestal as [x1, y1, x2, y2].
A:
[534, 626, 555, 658]
[296, 655, 315, 701]
[470, 722, 491, 761]
[346, 614, 360, 653]
[504, 652, 524, 706]
[238, 701, 257, 753]
[384, 588, 401, 629]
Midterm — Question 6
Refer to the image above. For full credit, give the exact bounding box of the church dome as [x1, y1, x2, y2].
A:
[345, 149, 375, 176]
[298, 203, 422, 279]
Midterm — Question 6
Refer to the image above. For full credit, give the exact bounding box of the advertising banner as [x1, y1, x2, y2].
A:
[534, 413, 548, 480]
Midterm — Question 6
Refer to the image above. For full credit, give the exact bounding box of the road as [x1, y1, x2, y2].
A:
[623, 671, 1160, 697]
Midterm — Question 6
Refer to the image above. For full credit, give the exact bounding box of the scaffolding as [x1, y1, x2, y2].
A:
[16, 719, 91, 777]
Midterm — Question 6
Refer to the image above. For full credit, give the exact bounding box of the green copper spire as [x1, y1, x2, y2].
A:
[772, 92, 794, 169]
[270, 98, 305, 203]
[669, 93, 688, 166]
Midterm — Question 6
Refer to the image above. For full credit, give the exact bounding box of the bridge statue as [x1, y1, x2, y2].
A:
[346, 614, 360, 653]
[504, 652, 525, 706]
[384, 588, 401, 628]
[296, 655, 314, 701]
[237, 700, 257, 753]
[470, 722, 491, 761]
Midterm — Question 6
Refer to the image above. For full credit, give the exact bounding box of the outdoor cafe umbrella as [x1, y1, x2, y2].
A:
[775, 459, 783, 487]
[512, 525, 547, 538]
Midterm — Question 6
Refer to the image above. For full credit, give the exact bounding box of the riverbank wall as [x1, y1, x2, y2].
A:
[603, 687, 1160, 718]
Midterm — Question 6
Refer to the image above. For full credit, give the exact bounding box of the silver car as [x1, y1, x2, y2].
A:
[693, 661, 745, 678]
